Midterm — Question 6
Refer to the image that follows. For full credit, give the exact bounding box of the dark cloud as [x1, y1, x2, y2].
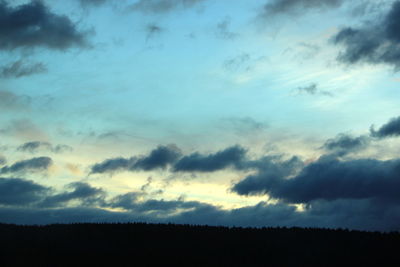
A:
[323, 134, 369, 155]
[334, 1, 400, 69]
[296, 83, 333, 97]
[0, 178, 105, 209]
[108, 192, 143, 210]
[215, 17, 237, 40]
[173, 145, 247, 172]
[129, 0, 206, 14]
[0, 197, 399, 231]
[0, 177, 49, 206]
[233, 156, 400, 206]
[40, 182, 105, 207]
[17, 141, 73, 154]
[0, 0, 89, 51]
[232, 156, 303, 196]
[0, 176, 399, 230]
[91, 145, 181, 174]
[261, 0, 344, 16]
[133, 145, 182, 171]
[371, 116, 400, 138]
[0, 59, 47, 78]
[91, 157, 136, 174]
[109, 192, 208, 214]
[0, 157, 52, 174]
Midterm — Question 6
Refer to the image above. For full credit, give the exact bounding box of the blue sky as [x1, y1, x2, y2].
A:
[1, 0, 400, 231]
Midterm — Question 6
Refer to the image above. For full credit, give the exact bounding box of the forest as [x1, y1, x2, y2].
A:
[1, 223, 399, 266]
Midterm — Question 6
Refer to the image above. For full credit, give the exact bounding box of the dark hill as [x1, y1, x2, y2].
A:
[1, 223, 399, 266]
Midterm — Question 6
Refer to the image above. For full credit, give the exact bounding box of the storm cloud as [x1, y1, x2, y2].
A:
[0, 197, 399, 231]
[0, 177, 49, 206]
[132, 144, 182, 171]
[371, 116, 400, 138]
[323, 134, 369, 154]
[334, 1, 400, 69]
[233, 156, 400, 205]
[232, 156, 304, 196]
[91, 157, 135, 174]
[0, 0, 89, 51]
[0, 157, 52, 174]
[173, 145, 247, 172]
[0, 175, 399, 231]
[40, 182, 105, 207]
[91, 145, 181, 174]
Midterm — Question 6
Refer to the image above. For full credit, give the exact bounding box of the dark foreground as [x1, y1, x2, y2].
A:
[1, 223, 399, 266]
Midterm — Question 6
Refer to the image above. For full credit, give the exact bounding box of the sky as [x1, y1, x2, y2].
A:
[1, 0, 400, 231]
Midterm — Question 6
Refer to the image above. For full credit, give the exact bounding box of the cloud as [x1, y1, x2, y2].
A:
[40, 182, 105, 207]
[173, 145, 247, 172]
[17, 141, 51, 153]
[145, 23, 164, 41]
[129, 0, 206, 14]
[0, 177, 49, 206]
[323, 134, 369, 155]
[0, 119, 48, 140]
[0, 0, 89, 51]
[260, 0, 344, 16]
[0, 177, 399, 230]
[109, 192, 208, 214]
[296, 83, 333, 97]
[215, 17, 237, 40]
[91, 157, 136, 174]
[223, 53, 251, 72]
[0, 197, 399, 231]
[132, 144, 182, 171]
[0, 60, 47, 78]
[232, 156, 304, 196]
[91, 145, 181, 174]
[17, 141, 73, 154]
[0, 157, 52, 174]
[0, 91, 31, 110]
[371, 116, 400, 138]
[79, 0, 109, 7]
[233, 156, 400, 205]
[333, 1, 400, 69]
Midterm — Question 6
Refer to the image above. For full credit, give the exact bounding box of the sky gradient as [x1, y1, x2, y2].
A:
[1, 0, 400, 231]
